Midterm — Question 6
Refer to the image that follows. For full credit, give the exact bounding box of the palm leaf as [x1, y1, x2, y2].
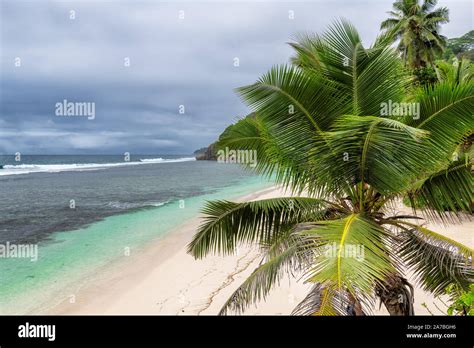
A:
[291, 283, 349, 316]
[397, 224, 473, 296]
[406, 161, 473, 221]
[187, 197, 328, 259]
[218, 227, 313, 315]
[313, 116, 432, 199]
[304, 214, 395, 296]
[407, 81, 474, 161]
[290, 19, 410, 117]
[435, 58, 474, 85]
[217, 114, 317, 194]
[236, 64, 345, 133]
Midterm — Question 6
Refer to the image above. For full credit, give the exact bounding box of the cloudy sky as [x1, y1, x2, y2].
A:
[1, 0, 472, 155]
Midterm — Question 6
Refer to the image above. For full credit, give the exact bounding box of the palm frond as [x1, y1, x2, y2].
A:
[234, 64, 351, 194]
[397, 224, 473, 296]
[236, 64, 346, 133]
[304, 214, 395, 296]
[291, 283, 349, 316]
[407, 81, 474, 161]
[187, 197, 328, 259]
[291, 19, 410, 116]
[435, 59, 474, 85]
[216, 114, 309, 192]
[218, 227, 313, 315]
[313, 116, 432, 198]
[406, 161, 473, 221]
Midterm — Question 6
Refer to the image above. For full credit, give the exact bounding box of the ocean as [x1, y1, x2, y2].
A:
[0, 155, 273, 313]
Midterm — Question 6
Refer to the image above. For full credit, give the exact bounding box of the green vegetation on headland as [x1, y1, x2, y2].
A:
[189, 0, 474, 316]
[444, 30, 474, 61]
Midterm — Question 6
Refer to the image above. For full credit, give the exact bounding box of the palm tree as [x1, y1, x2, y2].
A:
[187, 20, 474, 316]
[381, 0, 449, 68]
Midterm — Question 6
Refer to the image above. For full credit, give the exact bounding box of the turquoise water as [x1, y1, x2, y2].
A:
[0, 175, 273, 314]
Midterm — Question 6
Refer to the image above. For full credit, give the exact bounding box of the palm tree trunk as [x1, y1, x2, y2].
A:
[346, 291, 365, 316]
[375, 274, 414, 315]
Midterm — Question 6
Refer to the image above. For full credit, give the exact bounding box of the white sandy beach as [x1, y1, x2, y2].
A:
[45, 186, 473, 316]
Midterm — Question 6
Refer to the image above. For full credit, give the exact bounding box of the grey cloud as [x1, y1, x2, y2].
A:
[0, 0, 471, 154]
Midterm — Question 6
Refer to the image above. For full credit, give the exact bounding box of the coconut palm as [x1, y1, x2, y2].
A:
[187, 20, 474, 316]
[381, 0, 449, 68]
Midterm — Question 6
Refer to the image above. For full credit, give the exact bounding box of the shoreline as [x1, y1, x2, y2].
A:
[42, 185, 473, 315]
[44, 185, 293, 315]
[0, 173, 274, 315]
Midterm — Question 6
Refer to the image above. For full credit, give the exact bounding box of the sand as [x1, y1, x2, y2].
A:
[45, 186, 473, 315]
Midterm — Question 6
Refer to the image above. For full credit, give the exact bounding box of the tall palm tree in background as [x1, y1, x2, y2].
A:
[187, 20, 474, 316]
[381, 0, 449, 68]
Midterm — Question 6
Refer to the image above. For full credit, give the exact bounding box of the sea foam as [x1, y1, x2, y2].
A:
[0, 157, 196, 176]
